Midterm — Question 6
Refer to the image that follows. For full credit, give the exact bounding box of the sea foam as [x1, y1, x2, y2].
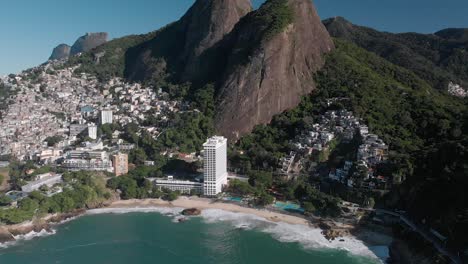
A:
[0, 229, 57, 249]
[200, 209, 383, 262]
[86, 207, 184, 216]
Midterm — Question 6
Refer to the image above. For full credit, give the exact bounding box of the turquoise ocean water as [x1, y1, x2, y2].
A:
[0, 208, 381, 264]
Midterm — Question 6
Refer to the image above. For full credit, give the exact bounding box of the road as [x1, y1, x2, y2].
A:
[376, 209, 462, 264]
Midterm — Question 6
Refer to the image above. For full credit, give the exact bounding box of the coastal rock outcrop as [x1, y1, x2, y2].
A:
[0, 227, 15, 243]
[70, 32, 108, 56]
[49, 44, 71, 60]
[181, 208, 202, 216]
[0, 209, 86, 244]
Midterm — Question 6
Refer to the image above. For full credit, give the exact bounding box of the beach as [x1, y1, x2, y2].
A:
[108, 197, 311, 226]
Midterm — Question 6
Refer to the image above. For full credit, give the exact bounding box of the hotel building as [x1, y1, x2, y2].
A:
[203, 136, 228, 196]
[152, 176, 203, 194]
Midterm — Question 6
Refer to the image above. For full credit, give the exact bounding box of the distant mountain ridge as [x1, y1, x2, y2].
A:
[323, 16, 468, 90]
[49, 32, 108, 61]
[49, 44, 71, 61]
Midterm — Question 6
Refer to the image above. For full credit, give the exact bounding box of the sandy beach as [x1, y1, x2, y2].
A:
[108, 196, 311, 226]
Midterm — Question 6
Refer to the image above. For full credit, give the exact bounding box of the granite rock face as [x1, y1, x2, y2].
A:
[119, 0, 333, 141]
[214, 0, 334, 140]
[180, 0, 253, 80]
[49, 44, 71, 60]
[125, 0, 252, 82]
[70, 32, 108, 56]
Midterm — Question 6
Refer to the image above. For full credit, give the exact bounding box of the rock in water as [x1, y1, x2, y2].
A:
[49, 44, 71, 60]
[0, 227, 15, 243]
[70, 32, 108, 56]
[181, 208, 202, 216]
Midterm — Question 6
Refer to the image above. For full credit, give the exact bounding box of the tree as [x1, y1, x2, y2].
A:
[303, 202, 316, 214]
[254, 190, 274, 206]
[248, 171, 273, 190]
[226, 179, 254, 196]
[39, 184, 49, 192]
[0, 195, 13, 206]
[129, 148, 148, 166]
[163, 190, 180, 201]
[45, 136, 63, 147]
[51, 194, 76, 212]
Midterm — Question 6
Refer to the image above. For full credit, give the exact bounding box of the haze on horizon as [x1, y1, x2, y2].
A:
[1, 0, 467, 76]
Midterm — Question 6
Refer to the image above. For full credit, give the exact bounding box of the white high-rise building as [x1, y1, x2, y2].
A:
[88, 125, 97, 140]
[203, 136, 228, 196]
[100, 110, 113, 125]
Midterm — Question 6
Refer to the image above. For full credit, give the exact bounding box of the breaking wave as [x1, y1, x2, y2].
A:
[200, 209, 384, 262]
[86, 207, 184, 216]
[0, 229, 57, 249]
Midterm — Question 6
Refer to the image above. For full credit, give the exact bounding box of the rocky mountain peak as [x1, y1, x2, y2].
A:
[49, 44, 71, 61]
[214, 0, 334, 140]
[70, 32, 108, 56]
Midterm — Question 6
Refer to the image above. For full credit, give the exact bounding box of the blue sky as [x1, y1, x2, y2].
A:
[1, 0, 467, 76]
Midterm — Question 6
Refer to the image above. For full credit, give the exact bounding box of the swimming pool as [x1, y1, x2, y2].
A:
[6, 191, 28, 201]
[224, 197, 243, 202]
[274, 202, 305, 213]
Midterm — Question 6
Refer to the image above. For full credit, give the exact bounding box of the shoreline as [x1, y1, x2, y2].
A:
[0, 196, 393, 261]
[107, 197, 312, 226]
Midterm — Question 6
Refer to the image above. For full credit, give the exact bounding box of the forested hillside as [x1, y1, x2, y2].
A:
[236, 39, 468, 250]
[324, 17, 468, 90]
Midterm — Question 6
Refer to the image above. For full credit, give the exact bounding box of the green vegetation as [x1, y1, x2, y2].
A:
[253, 0, 294, 40]
[315, 41, 467, 247]
[159, 111, 214, 153]
[68, 31, 159, 81]
[106, 164, 168, 200]
[0, 172, 110, 225]
[225, 179, 254, 196]
[234, 38, 467, 249]
[0, 195, 12, 206]
[8, 161, 54, 189]
[294, 182, 342, 217]
[106, 167, 181, 201]
[45, 135, 63, 147]
[0, 81, 15, 112]
[324, 17, 468, 89]
[98, 123, 121, 141]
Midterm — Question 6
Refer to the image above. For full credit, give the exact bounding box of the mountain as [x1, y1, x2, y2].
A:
[213, 0, 333, 139]
[124, 0, 253, 82]
[435, 28, 468, 42]
[49, 33, 109, 61]
[71, 0, 333, 140]
[323, 16, 468, 90]
[70, 32, 108, 56]
[49, 44, 71, 60]
[238, 38, 468, 254]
